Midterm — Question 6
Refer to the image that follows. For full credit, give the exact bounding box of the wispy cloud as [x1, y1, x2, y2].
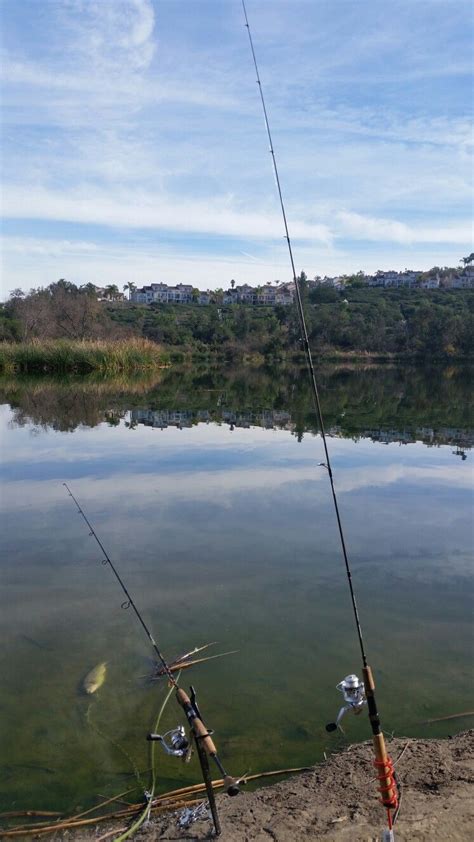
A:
[0, 0, 472, 296]
[2, 455, 471, 513]
[336, 211, 471, 246]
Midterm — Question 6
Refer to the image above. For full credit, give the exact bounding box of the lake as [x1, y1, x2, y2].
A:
[0, 363, 473, 814]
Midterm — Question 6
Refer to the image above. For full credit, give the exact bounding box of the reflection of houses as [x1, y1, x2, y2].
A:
[131, 409, 194, 429]
[131, 407, 294, 431]
[129, 409, 472, 455]
[327, 424, 474, 453]
[221, 409, 293, 429]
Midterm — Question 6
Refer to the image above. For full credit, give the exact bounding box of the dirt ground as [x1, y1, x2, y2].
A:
[9, 731, 474, 842]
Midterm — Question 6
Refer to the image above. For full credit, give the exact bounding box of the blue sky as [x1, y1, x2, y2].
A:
[1, 0, 472, 297]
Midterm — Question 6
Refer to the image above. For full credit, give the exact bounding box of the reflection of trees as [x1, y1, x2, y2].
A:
[1, 364, 472, 443]
[1, 374, 162, 433]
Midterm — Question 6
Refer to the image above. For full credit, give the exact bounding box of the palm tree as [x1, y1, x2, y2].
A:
[105, 284, 119, 301]
[123, 282, 136, 300]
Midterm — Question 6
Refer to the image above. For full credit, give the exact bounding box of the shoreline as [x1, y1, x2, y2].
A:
[12, 731, 472, 841]
[1, 340, 473, 375]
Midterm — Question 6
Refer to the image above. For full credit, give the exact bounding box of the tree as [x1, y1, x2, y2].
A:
[7, 281, 118, 340]
[123, 282, 136, 300]
[105, 284, 120, 301]
[461, 253, 474, 266]
[81, 282, 99, 297]
[345, 271, 366, 289]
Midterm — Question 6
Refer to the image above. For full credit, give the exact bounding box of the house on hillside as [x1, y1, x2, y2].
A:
[368, 270, 420, 288]
[130, 283, 193, 303]
[419, 277, 440, 289]
[275, 282, 295, 304]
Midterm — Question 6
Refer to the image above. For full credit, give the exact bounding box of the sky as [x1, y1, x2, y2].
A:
[0, 0, 473, 298]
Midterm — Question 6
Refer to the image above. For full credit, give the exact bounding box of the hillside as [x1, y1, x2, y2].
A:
[108, 287, 474, 358]
[1, 282, 473, 359]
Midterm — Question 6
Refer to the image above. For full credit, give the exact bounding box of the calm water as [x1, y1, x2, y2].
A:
[0, 364, 473, 814]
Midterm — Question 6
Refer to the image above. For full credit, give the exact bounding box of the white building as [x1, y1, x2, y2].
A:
[131, 283, 194, 304]
[368, 270, 421, 288]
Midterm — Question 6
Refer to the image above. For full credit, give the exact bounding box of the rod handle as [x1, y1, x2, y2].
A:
[363, 665, 375, 692]
[362, 665, 397, 808]
[176, 688, 218, 756]
[373, 732, 397, 807]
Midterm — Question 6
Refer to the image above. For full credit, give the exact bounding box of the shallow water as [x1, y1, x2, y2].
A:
[0, 364, 473, 813]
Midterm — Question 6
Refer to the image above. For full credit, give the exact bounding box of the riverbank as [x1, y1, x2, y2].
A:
[27, 731, 472, 841]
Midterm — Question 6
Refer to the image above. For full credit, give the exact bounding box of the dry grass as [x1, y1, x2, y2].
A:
[0, 339, 168, 374]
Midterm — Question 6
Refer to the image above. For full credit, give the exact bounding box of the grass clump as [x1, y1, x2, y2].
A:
[0, 339, 168, 375]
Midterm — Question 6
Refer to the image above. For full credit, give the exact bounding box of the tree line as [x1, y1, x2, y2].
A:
[1, 276, 473, 358]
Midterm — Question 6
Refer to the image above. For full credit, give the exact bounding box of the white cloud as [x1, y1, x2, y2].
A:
[1, 184, 333, 243]
[1, 455, 471, 514]
[1, 0, 472, 293]
[1, 233, 467, 295]
[336, 211, 472, 246]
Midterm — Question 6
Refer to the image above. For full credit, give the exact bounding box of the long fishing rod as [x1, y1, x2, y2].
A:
[63, 483, 239, 837]
[240, 3, 398, 837]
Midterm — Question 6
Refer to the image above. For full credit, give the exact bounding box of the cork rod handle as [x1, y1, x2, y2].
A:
[176, 687, 218, 756]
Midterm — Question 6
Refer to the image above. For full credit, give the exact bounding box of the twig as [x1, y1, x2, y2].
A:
[0, 765, 311, 838]
[0, 811, 62, 820]
[0, 799, 204, 838]
[97, 828, 127, 841]
[70, 788, 139, 821]
[393, 741, 411, 768]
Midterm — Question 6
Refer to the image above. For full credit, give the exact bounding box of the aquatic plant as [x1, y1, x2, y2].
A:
[0, 339, 168, 375]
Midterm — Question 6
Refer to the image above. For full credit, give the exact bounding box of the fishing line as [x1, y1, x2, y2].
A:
[85, 703, 145, 791]
[240, 0, 367, 666]
[63, 483, 239, 835]
[241, 2, 398, 831]
[62, 483, 176, 685]
[114, 675, 180, 842]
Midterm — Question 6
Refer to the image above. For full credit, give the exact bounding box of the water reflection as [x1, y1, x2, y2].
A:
[0, 364, 472, 815]
[2, 364, 473, 454]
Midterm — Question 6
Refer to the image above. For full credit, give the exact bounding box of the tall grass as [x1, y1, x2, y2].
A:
[0, 339, 168, 375]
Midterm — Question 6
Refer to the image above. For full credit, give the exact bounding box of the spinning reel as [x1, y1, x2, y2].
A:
[147, 725, 193, 762]
[326, 673, 366, 733]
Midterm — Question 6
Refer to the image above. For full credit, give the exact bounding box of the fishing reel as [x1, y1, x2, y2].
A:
[326, 673, 366, 733]
[147, 725, 193, 762]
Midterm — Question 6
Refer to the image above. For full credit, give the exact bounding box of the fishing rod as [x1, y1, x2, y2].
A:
[240, 3, 398, 838]
[63, 483, 239, 837]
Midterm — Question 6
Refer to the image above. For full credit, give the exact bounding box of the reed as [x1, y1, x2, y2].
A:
[0, 339, 168, 374]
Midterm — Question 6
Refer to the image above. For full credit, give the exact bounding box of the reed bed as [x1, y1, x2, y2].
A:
[0, 339, 168, 374]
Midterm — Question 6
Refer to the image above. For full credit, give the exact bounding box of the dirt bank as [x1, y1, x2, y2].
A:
[146, 731, 473, 841]
[11, 731, 474, 841]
